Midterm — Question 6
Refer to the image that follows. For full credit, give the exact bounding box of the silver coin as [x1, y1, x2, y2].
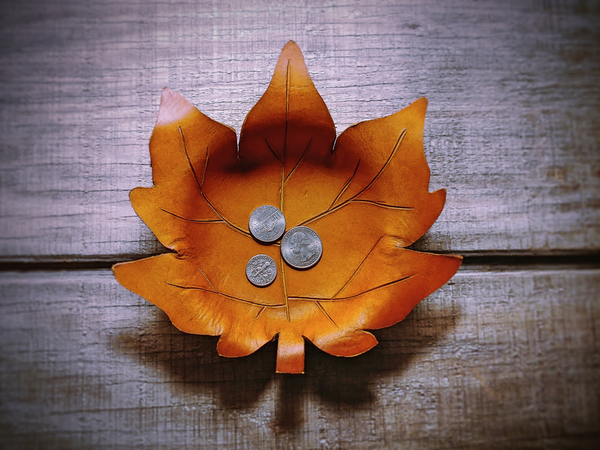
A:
[280, 226, 323, 269]
[248, 205, 286, 243]
[246, 254, 278, 287]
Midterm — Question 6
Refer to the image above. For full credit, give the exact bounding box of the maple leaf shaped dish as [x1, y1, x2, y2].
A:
[113, 41, 462, 374]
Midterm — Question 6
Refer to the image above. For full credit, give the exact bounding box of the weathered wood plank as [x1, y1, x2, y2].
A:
[0, 267, 598, 448]
[0, 0, 599, 261]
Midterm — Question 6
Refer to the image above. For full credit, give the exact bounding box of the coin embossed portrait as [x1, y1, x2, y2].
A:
[248, 205, 286, 243]
[281, 226, 323, 269]
[246, 254, 277, 287]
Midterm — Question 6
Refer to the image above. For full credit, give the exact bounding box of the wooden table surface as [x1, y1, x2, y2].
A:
[1, 1, 598, 448]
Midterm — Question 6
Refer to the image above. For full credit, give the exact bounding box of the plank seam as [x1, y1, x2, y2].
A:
[0, 252, 598, 272]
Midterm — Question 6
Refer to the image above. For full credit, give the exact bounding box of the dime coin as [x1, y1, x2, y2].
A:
[248, 205, 286, 243]
[246, 254, 277, 287]
[280, 226, 323, 269]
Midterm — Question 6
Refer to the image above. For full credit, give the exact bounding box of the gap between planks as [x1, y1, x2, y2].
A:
[0, 251, 598, 272]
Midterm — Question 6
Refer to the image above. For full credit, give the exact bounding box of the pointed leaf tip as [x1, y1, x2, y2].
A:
[409, 97, 428, 114]
[155, 88, 195, 127]
[283, 40, 299, 51]
[277, 40, 306, 66]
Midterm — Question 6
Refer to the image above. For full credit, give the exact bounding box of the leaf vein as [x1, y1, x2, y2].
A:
[160, 208, 225, 224]
[281, 60, 290, 212]
[265, 138, 281, 163]
[255, 306, 267, 320]
[166, 282, 286, 308]
[281, 258, 290, 321]
[300, 128, 407, 226]
[331, 237, 383, 299]
[285, 138, 312, 183]
[179, 126, 251, 238]
[289, 275, 413, 302]
[315, 301, 338, 327]
[350, 200, 413, 210]
[329, 158, 360, 209]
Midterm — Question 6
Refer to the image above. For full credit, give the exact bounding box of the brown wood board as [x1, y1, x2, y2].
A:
[0, 268, 598, 449]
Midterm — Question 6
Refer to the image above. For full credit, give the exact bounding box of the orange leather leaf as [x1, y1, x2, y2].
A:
[113, 41, 462, 374]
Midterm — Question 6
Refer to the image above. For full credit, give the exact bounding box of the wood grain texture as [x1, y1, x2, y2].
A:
[0, 0, 599, 261]
[1, 1, 598, 448]
[0, 268, 598, 449]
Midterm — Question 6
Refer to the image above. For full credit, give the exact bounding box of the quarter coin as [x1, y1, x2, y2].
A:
[280, 226, 323, 269]
[246, 254, 278, 287]
[248, 205, 286, 243]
